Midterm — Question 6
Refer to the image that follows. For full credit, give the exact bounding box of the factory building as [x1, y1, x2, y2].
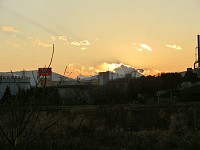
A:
[0, 72, 30, 99]
[98, 71, 113, 85]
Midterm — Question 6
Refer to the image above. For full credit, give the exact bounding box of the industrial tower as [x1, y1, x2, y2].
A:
[194, 35, 200, 73]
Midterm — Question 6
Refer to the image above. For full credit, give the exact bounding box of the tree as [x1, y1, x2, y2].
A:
[1, 86, 12, 102]
[160, 73, 182, 90]
[183, 71, 199, 83]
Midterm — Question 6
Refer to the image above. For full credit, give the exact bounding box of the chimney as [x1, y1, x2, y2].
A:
[198, 35, 200, 67]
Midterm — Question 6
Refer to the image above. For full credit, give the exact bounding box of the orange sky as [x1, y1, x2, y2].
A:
[0, 0, 200, 78]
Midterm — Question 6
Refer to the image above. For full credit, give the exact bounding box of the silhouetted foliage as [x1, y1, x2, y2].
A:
[183, 71, 199, 83]
[16, 89, 30, 105]
[127, 76, 161, 102]
[1, 86, 12, 102]
[14, 87, 62, 105]
[88, 72, 199, 104]
[104, 79, 128, 103]
[177, 85, 200, 102]
[90, 86, 105, 104]
[160, 73, 182, 90]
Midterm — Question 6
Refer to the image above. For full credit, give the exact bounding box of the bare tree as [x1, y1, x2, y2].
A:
[0, 44, 77, 150]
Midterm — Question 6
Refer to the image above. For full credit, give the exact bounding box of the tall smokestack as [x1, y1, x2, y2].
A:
[198, 35, 200, 67]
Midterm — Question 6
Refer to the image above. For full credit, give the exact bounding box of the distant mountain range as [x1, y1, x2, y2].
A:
[79, 70, 143, 81]
[1, 69, 143, 86]
[0, 70, 76, 86]
[77, 64, 143, 80]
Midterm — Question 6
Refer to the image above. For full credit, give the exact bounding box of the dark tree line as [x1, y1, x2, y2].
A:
[0, 86, 62, 105]
[90, 71, 200, 104]
[1, 71, 199, 105]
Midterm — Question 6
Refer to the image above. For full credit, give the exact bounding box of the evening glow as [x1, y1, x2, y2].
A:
[0, 0, 200, 78]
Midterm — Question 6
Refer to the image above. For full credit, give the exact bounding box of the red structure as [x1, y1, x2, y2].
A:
[38, 68, 52, 76]
[38, 68, 52, 87]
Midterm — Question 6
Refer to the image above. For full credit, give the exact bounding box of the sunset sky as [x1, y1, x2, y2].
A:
[1, 0, 200, 78]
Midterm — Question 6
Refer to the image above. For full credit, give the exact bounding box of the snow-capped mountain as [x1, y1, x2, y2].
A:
[80, 70, 143, 81]
[79, 75, 98, 81]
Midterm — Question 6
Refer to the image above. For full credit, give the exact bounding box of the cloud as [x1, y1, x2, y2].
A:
[133, 42, 152, 52]
[71, 41, 81, 46]
[29, 37, 51, 47]
[59, 35, 68, 41]
[140, 44, 152, 52]
[166, 44, 182, 50]
[138, 48, 143, 52]
[49, 35, 91, 48]
[142, 68, 163, 76]
[81, 47, 87, 51]
[114, 64, 137, 74]
[1, 26, 19, 33]
[70, 40, 91, 50]
[67, 63, 75, 71]
[71, 40, 91, 46]
[69, 65, 97, 78]
[50, 35, 69, 42]
[95, 62, 142, 76]
[94, 63, 164, 77]
[80, 40, 91, 46]
[51, 36, 57, 41]
[6, 40, 24, 49]
[89, 67, 94, 70]
[65, 62, 163, 79]
[66, 62, 121, 78]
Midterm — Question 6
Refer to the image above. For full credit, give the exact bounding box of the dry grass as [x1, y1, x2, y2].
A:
[1, 105, 200, 150]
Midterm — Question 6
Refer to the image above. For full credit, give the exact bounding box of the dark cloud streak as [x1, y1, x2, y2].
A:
[2, 7, 60, 36]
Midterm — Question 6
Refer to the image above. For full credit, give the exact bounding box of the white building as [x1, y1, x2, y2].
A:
[0, 73, 30, 99]
[98, 71, 113, 85]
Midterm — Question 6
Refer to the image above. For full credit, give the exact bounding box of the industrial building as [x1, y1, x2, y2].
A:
[98, 71, 114, 85]
[0, 72, 30, 99]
